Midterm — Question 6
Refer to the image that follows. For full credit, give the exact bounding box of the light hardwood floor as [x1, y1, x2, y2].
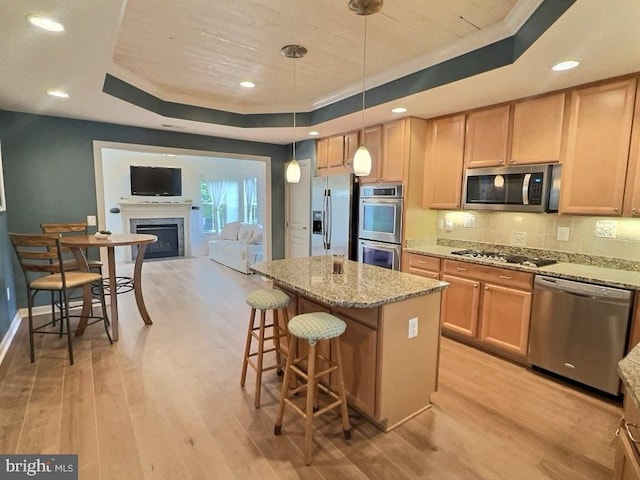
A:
[0, 256, 623, 479]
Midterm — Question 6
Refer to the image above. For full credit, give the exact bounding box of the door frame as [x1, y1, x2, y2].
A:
[285, 159, 311, 258]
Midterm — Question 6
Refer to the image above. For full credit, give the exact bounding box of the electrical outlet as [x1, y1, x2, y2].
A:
[408, 317, 418, 339]
[87, 215, 97, 226]
[445, 219, 453, 232]
[556, 227, 570, 242]
[437, 219, 444, 231]
[6, 287, 10, 302]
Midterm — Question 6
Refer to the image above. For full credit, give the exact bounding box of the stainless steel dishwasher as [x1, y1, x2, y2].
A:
[528, 275, 633, 395]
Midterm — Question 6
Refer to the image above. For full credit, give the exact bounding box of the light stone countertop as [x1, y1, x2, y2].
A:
[250, 256, 448, 308]
[405, 245, 640, 290]
[620, 346, 640, 408]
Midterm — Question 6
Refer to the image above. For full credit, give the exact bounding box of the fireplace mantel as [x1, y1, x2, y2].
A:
[118, 202, 192, 257]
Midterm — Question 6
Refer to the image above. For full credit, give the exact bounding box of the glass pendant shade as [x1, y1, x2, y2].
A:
[353, 145, 372, 176]
[286, 159, 301, 183]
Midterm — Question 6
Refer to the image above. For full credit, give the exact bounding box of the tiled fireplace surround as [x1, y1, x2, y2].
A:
[118, 202, 192, 260]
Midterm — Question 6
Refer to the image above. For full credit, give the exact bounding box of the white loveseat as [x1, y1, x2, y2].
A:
[208, 222, 264, 274]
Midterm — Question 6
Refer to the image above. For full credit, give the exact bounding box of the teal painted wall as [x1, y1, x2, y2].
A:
[0, 110, 288, 342]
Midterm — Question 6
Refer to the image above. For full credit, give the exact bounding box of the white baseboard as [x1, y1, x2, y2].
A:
[0, 311, 22, 367]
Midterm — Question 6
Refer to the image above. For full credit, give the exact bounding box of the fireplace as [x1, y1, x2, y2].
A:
[129, 217, 185, 260]
[135, 223, 179, 259]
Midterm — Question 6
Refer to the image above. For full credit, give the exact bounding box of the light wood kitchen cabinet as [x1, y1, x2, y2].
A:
[331, 314, 378, 418]
[343, 130, 359, 170]
[464, 105, 510, 168]
[423, 114, 466, 209]
[559, 78, 637, 215]
[623, 81, 640, 217]
[328, 135, 345, 168]
[441, 274, 480, 337]
[613, 395, 640, 480]
[480, 283, 532, 355]
[403, 252, 441, 279]
[510, 92, 566, 165]
[381, 119, 406, 182]
[316, 137, 329, 170]
[358, 125, 383, 184]
[440, 259, 533, 358]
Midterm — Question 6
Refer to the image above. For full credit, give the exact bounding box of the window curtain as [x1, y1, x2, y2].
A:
[244, 178, 257, 224]
[206, 180, 229, 233]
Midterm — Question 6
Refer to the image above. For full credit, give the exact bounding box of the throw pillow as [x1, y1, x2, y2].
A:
[220, 222, 241, 240]
[248, 225, 263, 245]
[237, 223, 254, 243]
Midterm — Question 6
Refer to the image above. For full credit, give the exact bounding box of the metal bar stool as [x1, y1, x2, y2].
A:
[240, 289, 290, 408]
[274, 312, 351, 465]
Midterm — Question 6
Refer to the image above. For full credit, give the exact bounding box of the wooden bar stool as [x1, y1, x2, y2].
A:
[240, 288, 290, 408]
[274, 312, 351, 465]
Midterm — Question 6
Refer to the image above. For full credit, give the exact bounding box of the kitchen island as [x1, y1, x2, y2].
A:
[250, 256, 448, 432]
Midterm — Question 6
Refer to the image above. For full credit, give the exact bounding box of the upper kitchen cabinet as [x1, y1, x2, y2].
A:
[343, 130, 359, 171]
[510, 93, 566, 165]
[381, 119, 406, 182]
[560, 78, 637, 216]
[423, 114, 465, 209]
[623, 81, 640, 217]
[358, 125, 383, 184]
[464, 105, 510, 168]
[317, 134, 349, 176]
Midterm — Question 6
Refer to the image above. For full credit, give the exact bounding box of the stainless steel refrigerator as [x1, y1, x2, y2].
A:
[311, 173, 358, 260]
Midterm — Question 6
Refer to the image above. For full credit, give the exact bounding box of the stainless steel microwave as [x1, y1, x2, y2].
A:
[462, 164, 561, 212]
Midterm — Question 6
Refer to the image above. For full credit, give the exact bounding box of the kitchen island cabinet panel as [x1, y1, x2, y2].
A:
[560, 78, 637, 215]
[613, 395, 640, 480]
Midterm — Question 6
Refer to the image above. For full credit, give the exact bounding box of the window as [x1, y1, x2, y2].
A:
[201, 177, 260, 233]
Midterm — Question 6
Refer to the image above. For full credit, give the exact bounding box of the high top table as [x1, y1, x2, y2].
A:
[60, 233, 157, 341]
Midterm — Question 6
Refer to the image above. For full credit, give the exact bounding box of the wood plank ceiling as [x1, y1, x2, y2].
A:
[111, 0, 519, 114]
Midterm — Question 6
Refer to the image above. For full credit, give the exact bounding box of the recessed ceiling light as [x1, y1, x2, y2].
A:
[551, 60, 580, 72]
[47, 88, 69, 98]
[392, 107, 407, 114]
[240, 81, 255, 88]
[308, 131, 320, 136]
[28, 15, 64, 32]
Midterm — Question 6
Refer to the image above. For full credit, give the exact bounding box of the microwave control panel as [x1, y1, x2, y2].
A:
[528, 173, 544, 205]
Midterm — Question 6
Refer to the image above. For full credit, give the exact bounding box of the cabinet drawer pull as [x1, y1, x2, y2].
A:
[418, 260, 427, 264]
[456, 267, 467, 271]
[626, 422, 640, 444]
[499, 275, 512, 280]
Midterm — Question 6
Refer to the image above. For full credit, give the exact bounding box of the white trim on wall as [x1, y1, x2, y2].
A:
[0, 312, 21, 366]
[92, 140, 273, 263]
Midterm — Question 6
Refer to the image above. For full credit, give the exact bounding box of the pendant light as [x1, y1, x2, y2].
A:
[350, 0, 383, 177]
[282, 44, 307, 184]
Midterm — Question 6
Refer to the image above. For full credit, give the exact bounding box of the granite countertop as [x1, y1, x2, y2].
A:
[620, 346, 640, 408]
[405, 244, 640, 290]
[250, 256, 448, 308]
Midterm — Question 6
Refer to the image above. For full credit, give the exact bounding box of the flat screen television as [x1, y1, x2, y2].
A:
[130, 165, 182, 197]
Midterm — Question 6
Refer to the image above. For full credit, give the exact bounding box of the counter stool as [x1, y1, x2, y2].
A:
[274, 312, 351, 465]
[241, 288, 291, 408]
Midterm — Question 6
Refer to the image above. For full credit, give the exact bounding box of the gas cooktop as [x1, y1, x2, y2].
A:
[450, 249, 557, 268]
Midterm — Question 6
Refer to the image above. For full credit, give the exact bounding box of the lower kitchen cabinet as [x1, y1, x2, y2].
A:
[440, 260, 533, 359]
[480, 283, 532, 355]
[614, 395, 640, 479]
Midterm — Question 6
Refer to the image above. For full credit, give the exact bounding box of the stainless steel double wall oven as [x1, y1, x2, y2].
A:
[358, 183, 403, 270]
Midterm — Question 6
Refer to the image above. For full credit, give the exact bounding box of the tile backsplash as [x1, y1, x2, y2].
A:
[435, 211, 640, 260]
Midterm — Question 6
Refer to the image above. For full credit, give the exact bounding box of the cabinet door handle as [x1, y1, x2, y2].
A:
[499, 275, 512, 280]
[509, 159, 515, 163]
[498, 159, 505, 164]
[474, 283, 479, 288]
[614, 207, 619, 212]
[456, 267, 467, 271]
[633, 207, 638, 214]
[485, 286, 489, 290]
[625, 422, 640, 444]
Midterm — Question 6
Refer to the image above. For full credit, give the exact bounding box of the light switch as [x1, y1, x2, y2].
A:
[87, 215, 97, 226]
[445, 219, 453, 232]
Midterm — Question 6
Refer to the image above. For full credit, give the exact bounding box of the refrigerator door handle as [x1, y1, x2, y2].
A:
[322, 191, 328, 250]
[326, 189, 332, 250]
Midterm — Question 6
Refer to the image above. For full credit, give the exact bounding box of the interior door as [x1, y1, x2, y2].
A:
[286, 159, 311, 258]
